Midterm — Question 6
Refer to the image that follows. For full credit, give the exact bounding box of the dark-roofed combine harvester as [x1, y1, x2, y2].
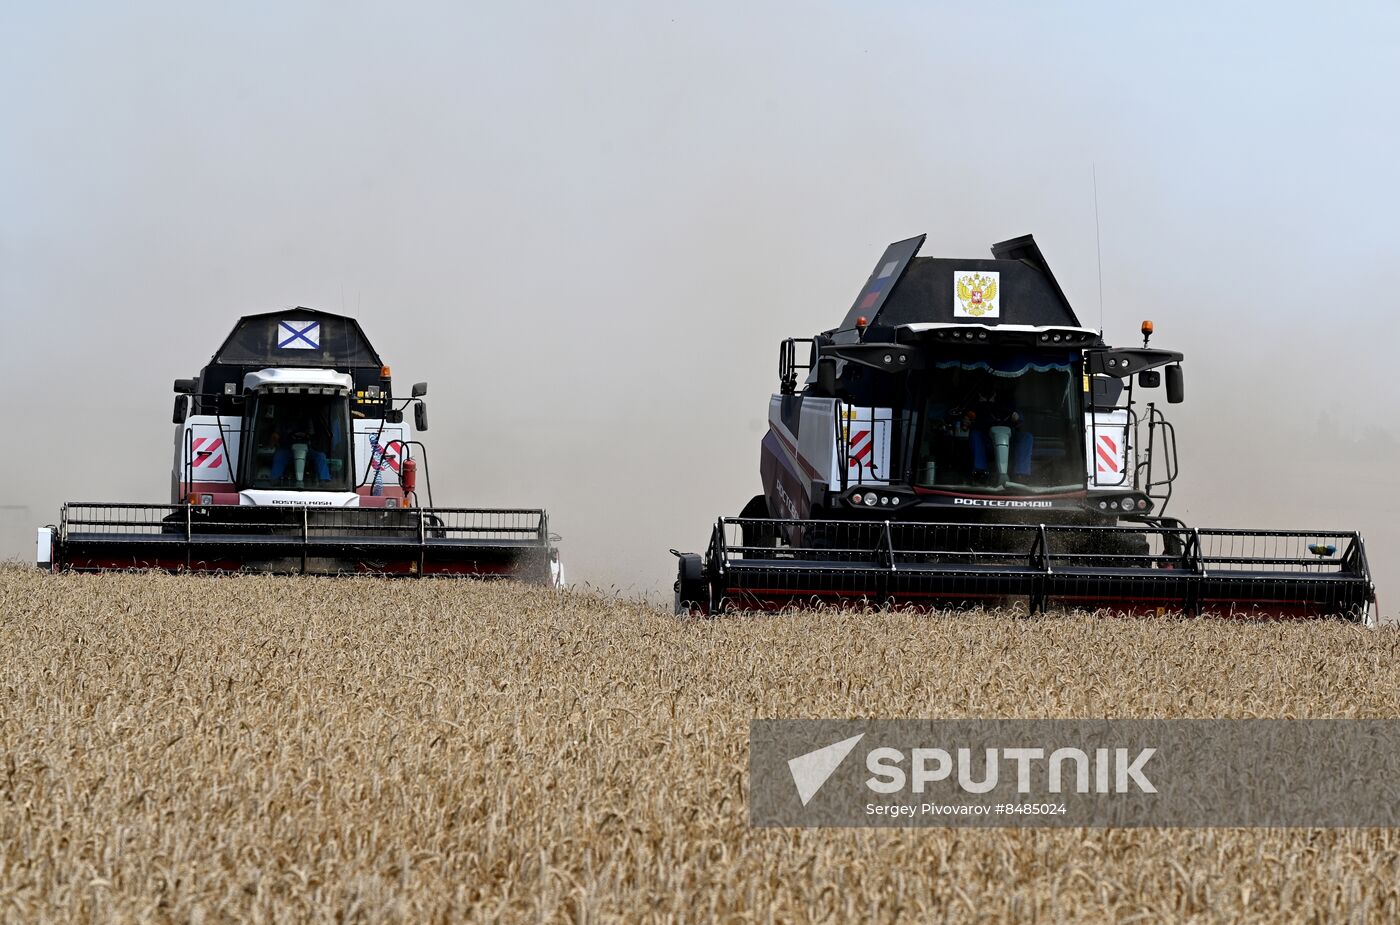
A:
[37, 309, 562, 584]
[673, 235, 1374, 620]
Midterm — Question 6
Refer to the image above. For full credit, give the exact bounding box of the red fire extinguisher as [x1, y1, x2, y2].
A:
[401, 457, 418, 504]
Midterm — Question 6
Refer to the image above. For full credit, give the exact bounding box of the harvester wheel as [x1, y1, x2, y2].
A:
[1120, 530, 1151, 566]
[422, 512, 447, 539]
[161, 507, 213, 535]
[673, 552, 711, 616]
[738, 496, 779, 555]
[741, 521, 779, 552]
[1075, 528, 1151, 567]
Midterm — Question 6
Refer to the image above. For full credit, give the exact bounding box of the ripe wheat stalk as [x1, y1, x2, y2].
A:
[1, 567, 1397, 923]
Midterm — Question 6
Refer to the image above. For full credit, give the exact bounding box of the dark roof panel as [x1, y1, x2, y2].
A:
[877, 256, 1083, 328]
[833, 235, 1084, 334]
[212, 308, 382, 368]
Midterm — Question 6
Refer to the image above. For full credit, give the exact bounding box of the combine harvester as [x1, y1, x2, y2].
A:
[38, 309, 561, 584]
[674, 235, 1374, 620]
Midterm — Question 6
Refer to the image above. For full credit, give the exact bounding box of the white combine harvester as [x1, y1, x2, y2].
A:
[39, 308, 562, 583]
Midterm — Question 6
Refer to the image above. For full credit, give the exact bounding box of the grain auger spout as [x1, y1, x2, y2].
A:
[674, 234, 1375, 621]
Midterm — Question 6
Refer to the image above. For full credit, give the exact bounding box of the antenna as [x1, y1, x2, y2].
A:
[1093, 163, 1104, 335]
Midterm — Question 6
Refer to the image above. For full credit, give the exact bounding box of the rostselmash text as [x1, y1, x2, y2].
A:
[865, 747, 1157, 794]
[952, 498, 1055, 509]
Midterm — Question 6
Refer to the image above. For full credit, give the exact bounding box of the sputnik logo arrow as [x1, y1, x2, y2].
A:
[788, 733, 865, 806]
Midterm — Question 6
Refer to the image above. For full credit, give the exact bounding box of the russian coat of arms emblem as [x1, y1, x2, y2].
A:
[954, 270, 1000, 318]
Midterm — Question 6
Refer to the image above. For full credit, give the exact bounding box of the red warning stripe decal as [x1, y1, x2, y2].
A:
[191, 437, 225, 470]
[849, 429, 872, 464]
[1095, 434, 1120, 473]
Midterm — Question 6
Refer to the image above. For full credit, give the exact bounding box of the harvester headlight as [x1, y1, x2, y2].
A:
[891, 497, 900, 506]
[1052, 334, 1062, 342]
[864, 494, 878, 507]
[1137, 499, 1148, 510]
[880, 496, 889, 505]
[883, 354, 893, 364]
[851, 493, 862, 504]
[1099, 501, 1108, 510]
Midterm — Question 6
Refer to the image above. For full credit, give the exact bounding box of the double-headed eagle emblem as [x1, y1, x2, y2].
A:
[955, 272, 999, 318]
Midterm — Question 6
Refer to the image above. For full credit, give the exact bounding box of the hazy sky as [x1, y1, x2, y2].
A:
[3, 1, 1397, 597]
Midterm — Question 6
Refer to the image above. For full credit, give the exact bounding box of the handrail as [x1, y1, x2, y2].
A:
[779, 338, 816, 395]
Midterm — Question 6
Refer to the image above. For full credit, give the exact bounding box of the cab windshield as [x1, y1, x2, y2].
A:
[912, 351, 1084, 493]
[244, 392, 353, 491]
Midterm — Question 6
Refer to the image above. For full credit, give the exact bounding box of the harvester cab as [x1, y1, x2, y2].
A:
[675, 235, 1375, 620]
[41, 308, 563, 583]
[169, 311, 419, 510]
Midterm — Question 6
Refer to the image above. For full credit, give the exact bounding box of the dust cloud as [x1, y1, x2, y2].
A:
[2, 3, 1395, 602]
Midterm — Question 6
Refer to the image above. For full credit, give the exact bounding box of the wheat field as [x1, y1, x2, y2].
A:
[1, 568, 1398, 923]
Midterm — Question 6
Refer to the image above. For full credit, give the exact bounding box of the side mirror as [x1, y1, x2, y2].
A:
[1138, 370, 1161, 388]
[816, 358, 838, 396]
[1166, 365, 1185, 404]
[173, 378, 196, 394]
[172, 395, 188, 425]
[411, 381, 428, 398]
[414, 401, 429, 432]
